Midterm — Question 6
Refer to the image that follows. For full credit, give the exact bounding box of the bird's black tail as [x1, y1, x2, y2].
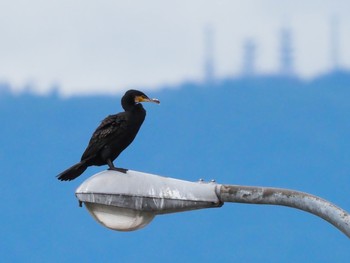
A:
[57, 161, 88, 181]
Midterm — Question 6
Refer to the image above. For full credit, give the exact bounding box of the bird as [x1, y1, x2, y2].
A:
[57, 89, 160, 181]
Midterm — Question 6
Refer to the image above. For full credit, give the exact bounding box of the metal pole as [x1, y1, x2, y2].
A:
[218, 185, 350, 238]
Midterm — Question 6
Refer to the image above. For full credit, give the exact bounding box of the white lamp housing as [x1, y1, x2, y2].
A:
[75, 170, 222, 231]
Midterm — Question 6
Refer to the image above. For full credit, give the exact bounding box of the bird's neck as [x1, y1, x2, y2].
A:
[127, 104, 146, 125]
[123, 103, 145, 114]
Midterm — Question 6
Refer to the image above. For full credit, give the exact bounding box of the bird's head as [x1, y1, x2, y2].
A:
[133, 91, 160, 104]
[122, 89, 160, 110]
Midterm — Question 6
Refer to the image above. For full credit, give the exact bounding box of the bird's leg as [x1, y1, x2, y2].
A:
[107, 159, 128, 174]
[107, 159, 116, 170]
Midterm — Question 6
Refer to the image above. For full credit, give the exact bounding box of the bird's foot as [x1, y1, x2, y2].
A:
[108, 167, 128, 174]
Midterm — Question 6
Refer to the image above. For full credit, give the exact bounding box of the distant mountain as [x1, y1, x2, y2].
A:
[1, 71, 350, 262]
[1, 71, 350, 187]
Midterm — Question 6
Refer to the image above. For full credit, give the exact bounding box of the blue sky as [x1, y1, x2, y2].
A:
[0, 0, 350, 96]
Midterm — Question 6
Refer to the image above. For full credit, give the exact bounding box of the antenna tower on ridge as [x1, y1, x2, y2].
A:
[279, 27, 294, 76]
[204, 25, 215, 84]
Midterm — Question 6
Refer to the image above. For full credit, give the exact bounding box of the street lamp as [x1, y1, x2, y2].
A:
[75, 170, 350, 238]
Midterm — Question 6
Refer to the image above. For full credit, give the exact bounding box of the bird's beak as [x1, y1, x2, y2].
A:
[135, 96, 160, 104]
[149, 98, 160, 104]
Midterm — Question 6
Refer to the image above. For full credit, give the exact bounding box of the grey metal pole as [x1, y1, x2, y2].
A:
[218, 184, 350, 238]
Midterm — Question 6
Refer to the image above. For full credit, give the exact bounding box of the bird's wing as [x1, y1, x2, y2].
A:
[81, 113, 128, 161]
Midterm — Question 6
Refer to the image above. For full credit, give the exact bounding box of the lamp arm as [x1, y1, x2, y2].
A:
[218, 184, 350, 238]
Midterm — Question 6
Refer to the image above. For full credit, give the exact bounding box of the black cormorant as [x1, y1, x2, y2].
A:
[57, 89, 160, 181]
